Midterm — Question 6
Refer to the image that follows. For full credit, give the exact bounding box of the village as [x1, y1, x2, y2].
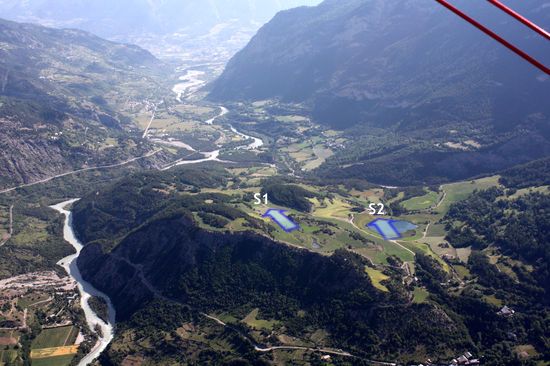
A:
[0, 271, 87, 366]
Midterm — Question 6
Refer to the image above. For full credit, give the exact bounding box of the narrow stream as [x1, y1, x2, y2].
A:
[51, 199, 116, 366]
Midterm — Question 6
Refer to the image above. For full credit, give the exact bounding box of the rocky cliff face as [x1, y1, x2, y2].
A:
[78, 241, 154, 317]
[0, 126, 71, 187]
[0, 18, 165, 189]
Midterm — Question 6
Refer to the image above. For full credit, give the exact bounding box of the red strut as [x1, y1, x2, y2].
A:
[486, 0, 550, 40]
[435, 0, 550, 75]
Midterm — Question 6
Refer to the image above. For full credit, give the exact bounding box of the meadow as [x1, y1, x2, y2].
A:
[32, 326, 78, 349]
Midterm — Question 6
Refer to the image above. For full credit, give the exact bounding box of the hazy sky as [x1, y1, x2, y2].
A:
[0, 0, 323, 59]
[0, 0, 324, 34]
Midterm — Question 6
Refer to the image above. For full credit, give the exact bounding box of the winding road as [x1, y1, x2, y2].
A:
[0, 149, 162, 195]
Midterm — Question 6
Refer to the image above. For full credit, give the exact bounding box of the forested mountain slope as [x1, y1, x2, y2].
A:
[209, 0, 550, 185]
[71, 168, 476, 365]
[210, 0, 549, 130]
[66, 165, 550, 365]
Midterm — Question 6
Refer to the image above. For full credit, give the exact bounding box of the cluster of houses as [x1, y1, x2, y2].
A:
[0, 271, 78, 330]
[325, 140, 345, 150]
[497, 305, 515, 317]
[448, 352, 480, 365]
[416, 352, 480, 366]
[49, 130, 64, 140]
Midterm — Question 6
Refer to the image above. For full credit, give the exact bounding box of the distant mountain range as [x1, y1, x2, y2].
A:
[0, 0, 322, 40]
[210, 0, 550, 185]
[0, 18, 164, 189]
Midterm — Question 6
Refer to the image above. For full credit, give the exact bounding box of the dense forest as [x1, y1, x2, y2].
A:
[442, 188, 549, 363]
[499, 157, 550, 189]
[261, 182, 318, 212]
[445, 188, 549, 293]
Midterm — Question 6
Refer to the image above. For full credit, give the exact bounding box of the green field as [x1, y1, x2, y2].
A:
[400, 241, 450, 273]
[453, 264, 471, 279]
[269, 218, 367, 253]
[303, 146, 334, 171]
[364, 267, 390, 292]
[311, 196, 352, 220]
[402, 190, 440, 211]
[505, 185, 549, 200]
[438, 176, 500, 213]
[275, 115, 308, 123]
[242, 308, 278, 331]
[483, 294, 503, 307]
[427, 224, 446, 237]
[11, 217, 49, 246]
[31, 355, 75, 366]
[514, 344, 539, 359]
[346, 218, 416, 265]
[32, 326, 76, 349]
[17, 293, 50, 309]
[0, 349, 19, 365]
[456, 247, 472, 263]
[412, 287, 429, 303]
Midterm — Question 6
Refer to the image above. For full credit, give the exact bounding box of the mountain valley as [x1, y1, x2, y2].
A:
[209, 0, 550, 185]
[0, 1, 548, 365]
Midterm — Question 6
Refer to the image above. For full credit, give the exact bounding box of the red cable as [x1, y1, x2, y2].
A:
[435, 0, 550, 74]
[486, 0, 550, 41]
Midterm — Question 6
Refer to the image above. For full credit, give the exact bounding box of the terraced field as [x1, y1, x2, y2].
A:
[30, 326, 79, 366]
[31, 355, 76, 366]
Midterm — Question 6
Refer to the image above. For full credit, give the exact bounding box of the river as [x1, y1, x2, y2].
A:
[51, 200, 116, 366]
[229, 124, 264, 150]
[172, 70, 206, 102]
[45, 71, 266, 365]
[171, 69, 264, 152]
[146, 70, 265, 171]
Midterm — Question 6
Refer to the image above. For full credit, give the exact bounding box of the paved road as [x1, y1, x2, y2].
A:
[0, 149, 162, 195]
[142, 104, 158, 139]
[254, 345, 354, 358]
[201, 313, 358, 359]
